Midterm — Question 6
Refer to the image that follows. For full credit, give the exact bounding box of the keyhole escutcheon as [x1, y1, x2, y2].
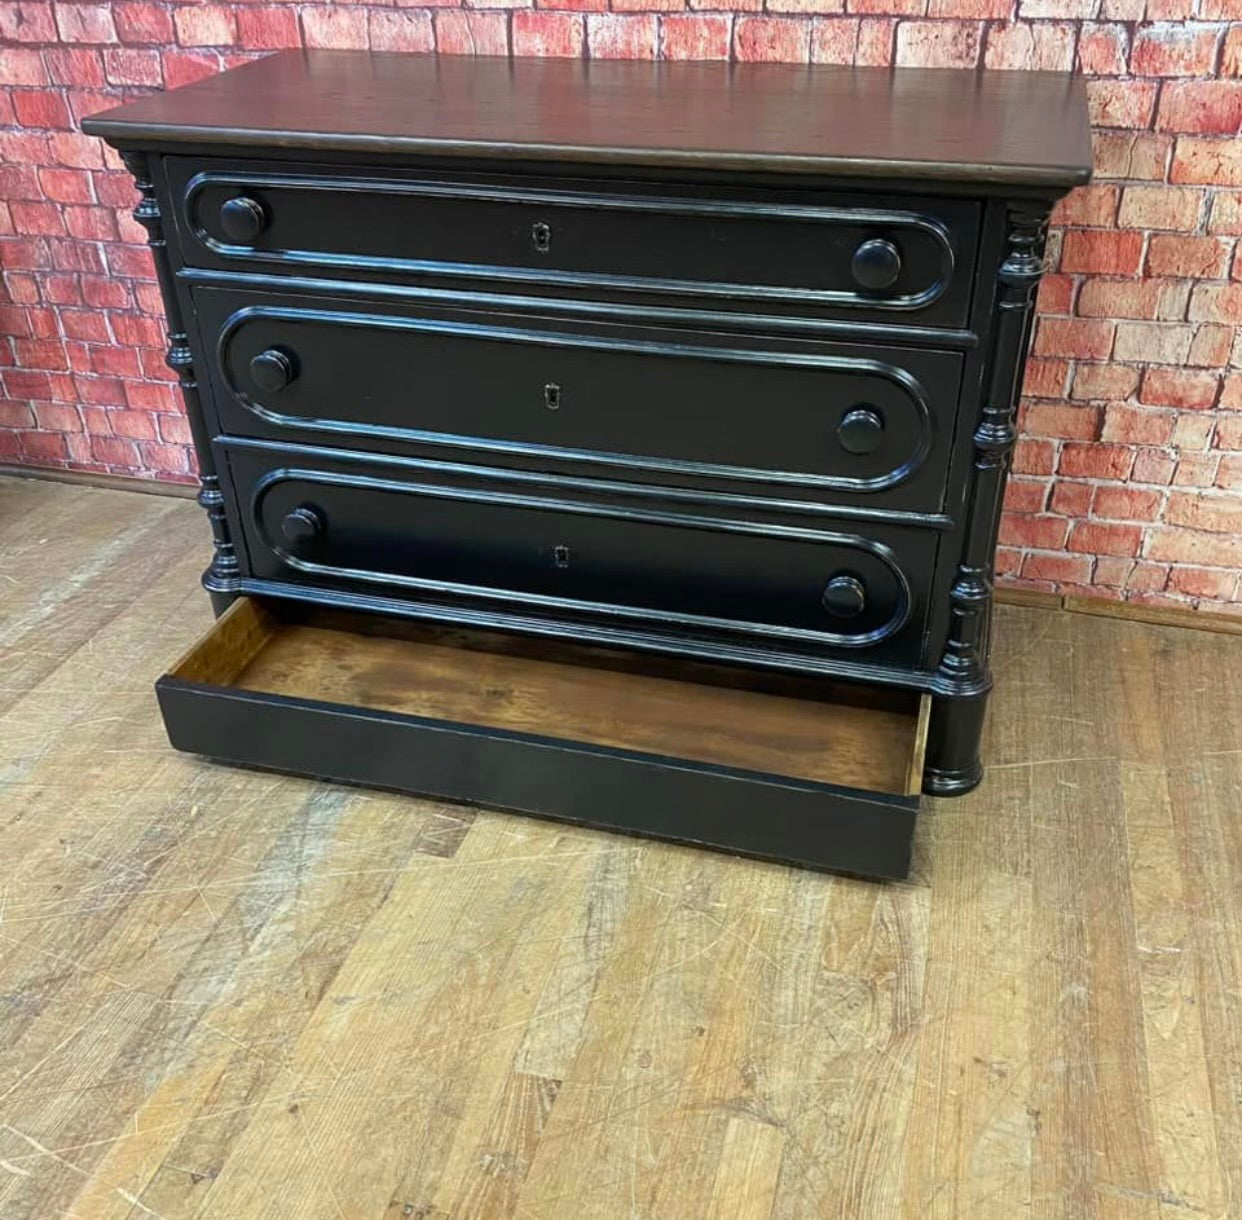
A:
[532, 221, 552, 253]
[544, 382, 561, 410]
[554, 545, 570, 569]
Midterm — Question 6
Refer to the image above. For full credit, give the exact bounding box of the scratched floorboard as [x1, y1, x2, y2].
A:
[1, 475, 1240, 1220]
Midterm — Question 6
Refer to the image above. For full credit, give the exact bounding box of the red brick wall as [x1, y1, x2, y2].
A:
[2, 5, 1242, 612]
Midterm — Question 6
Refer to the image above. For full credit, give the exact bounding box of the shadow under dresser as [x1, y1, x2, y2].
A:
[84, 51, 1092, 879]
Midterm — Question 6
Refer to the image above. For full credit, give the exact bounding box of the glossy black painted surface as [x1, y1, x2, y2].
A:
[222, 441, 933, 666]
[193, 285, 963, 515]
[166, 157, 979, 329]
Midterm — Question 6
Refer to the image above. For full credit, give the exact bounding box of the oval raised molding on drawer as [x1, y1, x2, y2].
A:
[224, 445, 932, 662]
[170, 159, 979, 329]
[198, 288, 963, 517]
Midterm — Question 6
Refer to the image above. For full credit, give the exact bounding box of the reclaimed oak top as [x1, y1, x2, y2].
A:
[84, 50, 1092, 188]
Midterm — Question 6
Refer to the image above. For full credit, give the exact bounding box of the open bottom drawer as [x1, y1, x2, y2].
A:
[156, 598, 930, 879]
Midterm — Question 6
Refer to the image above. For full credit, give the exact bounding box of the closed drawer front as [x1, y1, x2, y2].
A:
[223, 444, 934, 667]
[168, 158, 979, 328]
[196, 287, 963, 515]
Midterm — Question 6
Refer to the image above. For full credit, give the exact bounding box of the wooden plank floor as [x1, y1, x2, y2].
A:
[1, 473, 1240, 1220]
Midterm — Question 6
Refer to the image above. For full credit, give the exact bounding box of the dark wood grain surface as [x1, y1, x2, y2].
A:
[83, 50, 1092, 186]
[181, 603, 926, 795]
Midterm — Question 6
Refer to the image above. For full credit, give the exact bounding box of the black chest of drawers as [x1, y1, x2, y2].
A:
[86, 52, 1091, 879]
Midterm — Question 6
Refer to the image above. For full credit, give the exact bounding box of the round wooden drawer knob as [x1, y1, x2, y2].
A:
[822, 573, 867, 619]
[280, 504, 324, 544]
[837, 407, 885, 455]
[249, 347, 297, 392]
[851, 238, 901, 291]
[219, 195, 268, 244]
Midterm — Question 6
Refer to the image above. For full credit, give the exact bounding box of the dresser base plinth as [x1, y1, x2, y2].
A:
[923, 688, 989, 797]
[922, 761, 985, 797]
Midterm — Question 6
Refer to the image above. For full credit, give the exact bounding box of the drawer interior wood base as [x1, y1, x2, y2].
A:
[157, 598, 929, 878]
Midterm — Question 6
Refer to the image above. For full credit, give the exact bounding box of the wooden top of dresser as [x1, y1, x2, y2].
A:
[84, 50, 1092, 190]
